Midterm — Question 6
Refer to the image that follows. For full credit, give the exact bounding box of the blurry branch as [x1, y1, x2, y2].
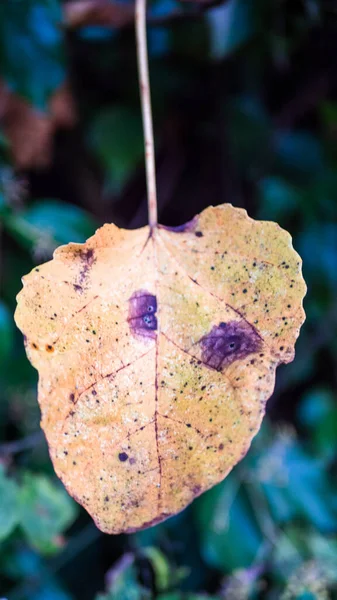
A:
[63, 0, 229, 30]
[0, 431, 44, 457]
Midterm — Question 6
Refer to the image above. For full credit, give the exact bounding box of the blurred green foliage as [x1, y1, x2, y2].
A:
[0, 0, 337, 599]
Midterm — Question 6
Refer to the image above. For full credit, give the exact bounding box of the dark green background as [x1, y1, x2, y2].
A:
[0, 1, 337, 598]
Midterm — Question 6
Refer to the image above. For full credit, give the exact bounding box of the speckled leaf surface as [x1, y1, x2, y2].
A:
[14, 204, 306, 534]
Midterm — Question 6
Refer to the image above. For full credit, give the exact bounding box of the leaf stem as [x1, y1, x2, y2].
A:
[135, 0, 158, 230]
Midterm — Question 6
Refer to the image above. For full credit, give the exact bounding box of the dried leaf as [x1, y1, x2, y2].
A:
[14, 204, 306, 534]
[64, 0, 135, 29]
[0, 81, 76, 169]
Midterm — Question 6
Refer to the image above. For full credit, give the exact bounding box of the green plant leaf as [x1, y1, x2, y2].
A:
[30, 582, 74, 600]
[96, 554, 151, 600]
[298, 224, 337, 292]
[207, 0, 256, 59]
[298, 388, 337, 460]
[0, 0, 65, 109]
[259, 432, 337, 531]
[88, 106, 144, 193]
[273, 131, 324, 182]
[0, 300, 14, 364]
[195, 473, 263, 572]
[0, 465, 20, 541]
[19, 473, 78, 554]
[4, 200, 98, 255]
[257, 177, 301, 222]
[141, 547, 188, 593]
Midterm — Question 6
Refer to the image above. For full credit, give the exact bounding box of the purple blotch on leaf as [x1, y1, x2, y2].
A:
[78, 248, 96, 286]
[199, 320, 262, 371]
[128, 290, 157, 339]
[159, 216, 198, 234]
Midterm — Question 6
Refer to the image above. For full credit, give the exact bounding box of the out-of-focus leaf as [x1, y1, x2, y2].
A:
[271, 526, 304, 583]
[1, 546, 43, 580]
[298, 389, 337, 460]
[280, 559, 329, 600]
[148, 0, 176, 58]
[307, 533, 337, 584]
[97, 554, 151, 600]
[221, 565, 263, 600]
[141, 548, 173, 592]
[320, 100, 337, 132]
[21, 200, 97, 244]
[0, 465, 20, 541]
[1, 543, 73, 599]
[0, 2, 76, 168]
[30, 583, 74, 600]
[298, 224, 337, 297]
[0, 300, 14, 364]
[305, 170, 337, 222]
[273, 131, 324, 181]
[272, 526, 337, 589]
[297, 388, 334, 429]
[257, 177, 301, 222]
[3, 199, 97, 256]
[0, 0, 65, 110]
[0, 165, 24, 216]
[88, 106, 144, 192]
[207, 0, 255, 59]
[141, 547, 188, 592]
[19, 473, 78, 554]
[257, 431, 337, 531]
[195, 474, 263, 571]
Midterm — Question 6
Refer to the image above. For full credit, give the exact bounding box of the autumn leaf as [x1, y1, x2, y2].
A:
[14, 204, 306, 534]
[0, 81, 76, 169]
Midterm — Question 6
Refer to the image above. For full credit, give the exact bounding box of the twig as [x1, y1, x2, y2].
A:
[0, 431, 44, 456]
[135, 0, 158, 229]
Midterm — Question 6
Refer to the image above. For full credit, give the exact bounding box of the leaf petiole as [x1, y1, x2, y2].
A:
[135, 0, 158, 230]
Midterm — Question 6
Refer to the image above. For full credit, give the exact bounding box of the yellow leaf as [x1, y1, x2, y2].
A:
[14, 204, 306, 534]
